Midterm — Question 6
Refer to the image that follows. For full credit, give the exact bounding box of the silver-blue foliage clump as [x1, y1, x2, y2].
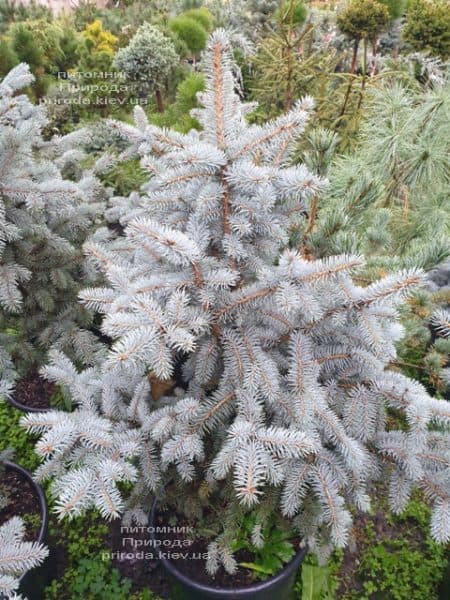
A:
[113, 23, 179, 93]
[0, 64, 106, 397]
[0, 516, 48, 599]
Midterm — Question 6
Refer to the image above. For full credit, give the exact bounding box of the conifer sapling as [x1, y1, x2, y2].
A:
[22, 31, 450, 573]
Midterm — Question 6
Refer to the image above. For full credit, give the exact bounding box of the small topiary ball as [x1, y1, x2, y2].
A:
[337, 0, 391, 41]
[183, 7, 214, 32]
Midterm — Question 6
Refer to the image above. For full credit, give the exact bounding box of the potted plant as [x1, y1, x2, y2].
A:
[0, 452, 49, 600]
[148, 501, 308, 599]
[21, 30, 450, 598]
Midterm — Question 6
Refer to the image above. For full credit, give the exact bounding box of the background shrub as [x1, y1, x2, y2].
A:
[403, 0, 450, 58]
[169, 15, 208, 56]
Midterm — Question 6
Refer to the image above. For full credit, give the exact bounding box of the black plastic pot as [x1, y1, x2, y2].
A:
[149, 501, 308, 600]
[0, 461, 51, 600]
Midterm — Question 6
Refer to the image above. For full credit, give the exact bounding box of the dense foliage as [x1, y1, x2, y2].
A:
[403, 0, 450, 59]
[0, 64, 105, 396]
[337, 0, 390, 43]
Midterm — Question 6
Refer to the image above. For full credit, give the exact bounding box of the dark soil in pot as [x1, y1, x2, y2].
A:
[0, 461, 50, 600]
[0, 468, 41, 539]
[152, 509, 281, 588]
[9, 371, 55, 412]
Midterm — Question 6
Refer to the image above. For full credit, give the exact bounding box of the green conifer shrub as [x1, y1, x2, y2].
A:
[183, 7, 214, 32]
[0, 38, 18, 78]
[403, 0, 450, 59]
[8, 22, 48, 98]
[169, 15, 208, 57]
[337, 0, 391, 43]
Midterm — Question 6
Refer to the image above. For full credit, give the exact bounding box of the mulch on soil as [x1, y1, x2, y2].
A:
[11, 371, 55, 410]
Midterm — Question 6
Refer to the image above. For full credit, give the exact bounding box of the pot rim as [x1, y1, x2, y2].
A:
[1, 460, 48, 550]
[149, 500, 308, 597]
[6, 394, 50, 413]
